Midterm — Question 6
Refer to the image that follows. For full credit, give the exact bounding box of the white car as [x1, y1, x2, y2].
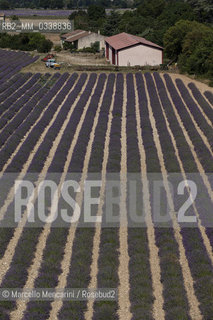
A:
[45, 59, 56, 68]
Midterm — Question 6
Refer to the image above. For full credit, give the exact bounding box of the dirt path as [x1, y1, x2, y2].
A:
[56, 51, 107, 66]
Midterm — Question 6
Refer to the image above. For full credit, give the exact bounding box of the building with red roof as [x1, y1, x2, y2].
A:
[61, 29, 105, 51]
[105, 32, 163, 67]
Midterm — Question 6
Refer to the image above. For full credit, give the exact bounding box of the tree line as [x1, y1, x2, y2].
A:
[0, 32, 53, 52]
[0, 0, 212, 23]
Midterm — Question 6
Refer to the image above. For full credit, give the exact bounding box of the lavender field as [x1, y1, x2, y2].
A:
[0, 50, 212, 320]
[1, 9, 74, 17]
[0, 50, 38, 84]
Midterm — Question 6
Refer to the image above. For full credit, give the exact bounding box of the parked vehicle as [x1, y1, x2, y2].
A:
[41, 54, 55, 62]
[45, 59, 56, 67]
[53, 63, 61, 70]
[45, 59, 61, 69]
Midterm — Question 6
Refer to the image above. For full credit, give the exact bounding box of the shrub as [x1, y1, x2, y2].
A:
[78, 47, 96, 53]
[10, 15, 19, 21]
[91, 41, 100, 52]
[63, 41, 76, 50]
[37, 39, 53, 53]
[54, 45, 62, 52]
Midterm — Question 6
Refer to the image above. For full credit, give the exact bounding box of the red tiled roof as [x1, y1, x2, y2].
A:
[61, 29, 89, 42]
[105, 32, 163, 51]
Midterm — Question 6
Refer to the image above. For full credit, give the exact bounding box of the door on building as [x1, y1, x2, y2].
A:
[106, 43, 109, 59]
[112, 48, 115, 65]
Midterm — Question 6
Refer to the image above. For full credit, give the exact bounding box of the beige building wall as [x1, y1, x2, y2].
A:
[78, 33, 105, 50]
[118, 44, 162, 66]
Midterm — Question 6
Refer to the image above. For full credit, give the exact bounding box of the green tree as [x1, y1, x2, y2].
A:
[39, 0, 49, 9]
[118, 10, 148, 35]
[179, 25, 213, 74]
[186, 0, 213, 23]
[137, 0, 166, 19]
[91, 40, 100, 52]
[28, 32, 46, 50]
[68, 10, 87, 21]
[158, 1, 195, 27]
[206, 52, 213, 85]
[63, 41, 76, 50]
[10, 15, 20, 21]
[50, 0, 64, 9]
[0, 33, 12, 48]
[163, 20, 199, 60]
[145, 1, 196, 46]
[28, 32, 53, 52]
[101, 11, 121, 36]
[68, 10, 89, 30]
[0, 0, 10, 9]
[0, 31, 53, 52]
[37, 39, 53, 52]
[89, 6, 106, 31]
[164, 19, 213, 82]
[67, 0, 77, 8]
[88, 5, 105, 21]
[96, 0, 111, 7]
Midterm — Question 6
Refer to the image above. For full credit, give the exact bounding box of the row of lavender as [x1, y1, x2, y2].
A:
[0, 8, 115, 16]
